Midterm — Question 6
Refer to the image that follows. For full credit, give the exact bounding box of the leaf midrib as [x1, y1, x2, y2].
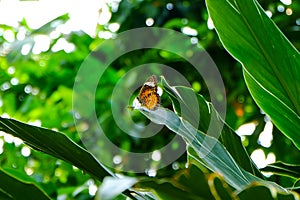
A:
[234, 0, 300, 115]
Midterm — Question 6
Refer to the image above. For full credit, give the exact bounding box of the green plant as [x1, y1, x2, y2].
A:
[0, 0, 299, 199]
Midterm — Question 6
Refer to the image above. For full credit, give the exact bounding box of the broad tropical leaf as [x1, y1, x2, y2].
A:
[140, 107, 286, 192]
[0, 117, 111, 180]
[161, 77, 263, 178]
[0, 168, 51, 200]
[206, 0, 300, 149]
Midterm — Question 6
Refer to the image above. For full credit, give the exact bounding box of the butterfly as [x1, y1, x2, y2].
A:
[132, 75, 161, 111]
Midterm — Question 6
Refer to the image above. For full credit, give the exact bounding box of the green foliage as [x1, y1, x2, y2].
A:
[0, 168, 51, 200]
[0, 0, 300, 199]
[161, 77, 264, 179]
[206, 0, 300, 150]
[0, 118, 111, 180]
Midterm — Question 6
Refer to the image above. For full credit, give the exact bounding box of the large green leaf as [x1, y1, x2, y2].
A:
[0, 117, 144, 199]
[161, 77, 264, 179]
[139, 106, 286, 192]
[0, 117, 111, 180]
[262, 162, 300, 189]
[262, 162, 300, 179]
[206, 0, 300, 149]
[238, 184, 298, 200]
[136, 164, 216, 200]
[0, 168, 51, 200]
[135, 164, 300, 200]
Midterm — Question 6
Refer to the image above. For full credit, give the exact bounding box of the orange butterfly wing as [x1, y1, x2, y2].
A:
[137, 75, 160, 110]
